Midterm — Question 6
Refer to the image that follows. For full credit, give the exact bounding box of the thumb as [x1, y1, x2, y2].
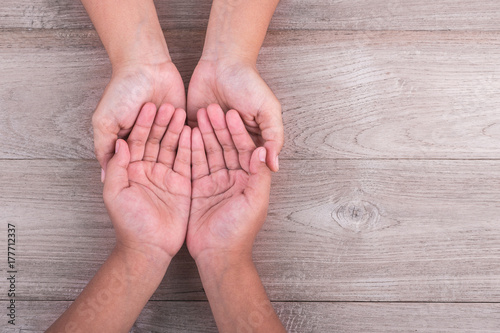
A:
[264, 140, 282, 173]
[103, 139, 131, 199]
[93, 112, 121, 172]
[245, 147, 272, 202]
[256, 104, 284, 172]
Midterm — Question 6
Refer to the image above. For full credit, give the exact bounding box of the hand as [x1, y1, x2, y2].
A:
[103, 103, 191, 262]
[187, 104, 272, 262]
[93, 60, 186, 176]
[187, 58, 283, 172]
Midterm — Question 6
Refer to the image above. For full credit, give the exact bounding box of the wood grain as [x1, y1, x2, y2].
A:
[5, 301, 500, 332]
[2, 0, 500, 30]
[0, 30, 202, 159]
[1, 1, 499, 332]
[1, 159, 499, 302]
[1, 30, 499, 159]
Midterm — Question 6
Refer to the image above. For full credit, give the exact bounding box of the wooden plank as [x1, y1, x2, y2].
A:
[1, 159, 500, 302]
[0, 30, 202, 159]
[3, 301, 500, 332]
[2, 0, 500, 30]
[1, 30, 499, 159]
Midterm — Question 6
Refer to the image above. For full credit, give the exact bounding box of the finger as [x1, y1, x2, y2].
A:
[255, 103, 284, 172]
[143, 104, 176, 162]
[127, 102, 157, 162]
[197, 108, 226, 173]
[226, 109, 256, 173]
[103, 139, 131, 201]
[245, 147, 272, 204]
[264, 140, 282, 173]
[93, 112, 120, 173]
[207, 104, 240, 170]
[173, 126, 192, 179]
[158, 108, 187, 168]
[191, 127, 209, 180]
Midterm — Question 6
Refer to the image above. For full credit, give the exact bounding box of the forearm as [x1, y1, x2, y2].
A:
[47, 245, 169, 332]
[81, 0, 170, 69]
[197, 254, 285, 332]
[202, 0, 280, 64]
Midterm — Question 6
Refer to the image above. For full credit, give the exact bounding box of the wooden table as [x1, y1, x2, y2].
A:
[1, 1, 500, 331]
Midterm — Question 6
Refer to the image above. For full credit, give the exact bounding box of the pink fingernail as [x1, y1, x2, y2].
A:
[259, 148, 266, 162]
[101, 168, 105, 183]
[275, 155, 279, 171]
[115, 140, 119, 153]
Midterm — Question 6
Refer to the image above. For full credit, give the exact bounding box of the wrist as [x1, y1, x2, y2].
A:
[113, 242, 171, 277]
[198, 52, 256, 72]
[201, 0, 258, 65]
[200, 43, 257, 67]
[195, 249, 254, 277]
[109, 28, 171, 72]
[201, 0, 279, 65]
[87, 0, 171, 71]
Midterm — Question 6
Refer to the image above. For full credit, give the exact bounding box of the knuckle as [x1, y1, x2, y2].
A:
[221, 143, 236, 151]
[148, 137, 161, 145]
[192, 159, 207, 167]
[176, 156, 190, 166]
[93, 114, 116, 134]
[128, 137, 145, 148]
[206, 146, 223, 155]
[161, 143, 177, 153]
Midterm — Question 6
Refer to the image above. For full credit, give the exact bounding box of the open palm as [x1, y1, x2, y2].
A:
[104, 103, 191, 259]
[187, 105, 271, 261]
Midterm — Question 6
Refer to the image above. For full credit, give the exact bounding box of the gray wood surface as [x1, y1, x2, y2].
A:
[1, 0, 500, 331]
[1, 30, 499, 160]
[2, 0, 500, 30]
[2, 159, 499, 302]
[4, 301, 500, 332]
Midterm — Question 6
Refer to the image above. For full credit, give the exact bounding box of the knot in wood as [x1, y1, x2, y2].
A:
[331, 199, 381, 233]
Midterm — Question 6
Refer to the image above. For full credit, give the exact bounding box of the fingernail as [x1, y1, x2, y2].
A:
[115, 140, 119, 153]
[259, 148, 266, 163]
[275, 155, 279, 171]
[101, 168, 105, 183]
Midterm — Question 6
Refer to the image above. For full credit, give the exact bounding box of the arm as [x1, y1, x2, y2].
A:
[80, 0, 169, 69]
[188, 104, 286, 332]
[46, 246, 169, 332]
[197, 255, 284, 332]
[187, 0, 284, 172]
[81, 0, 185, 173]
[48, 103, 192, 332]
[202, 0, 280, 64]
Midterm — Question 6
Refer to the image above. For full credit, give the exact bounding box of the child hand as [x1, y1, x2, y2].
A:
[103, 102, 191, 264]
[187, 104, 272, 263]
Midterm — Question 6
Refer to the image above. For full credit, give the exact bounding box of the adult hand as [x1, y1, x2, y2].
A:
[81, 0, 186, 176]
[187, 59, 282, 172]
[186, 0, 283, 172]
[104, 103, 191, 261]
[94, 60, 185, 178]
[187, 104, 272, 262]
